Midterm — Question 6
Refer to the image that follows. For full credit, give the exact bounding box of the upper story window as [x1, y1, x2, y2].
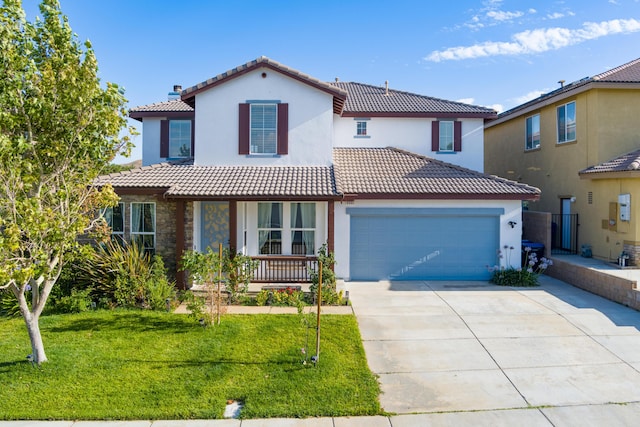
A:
[250, 103, 277, 154]
[557, 101, 576, 144]
[169, 120, 192, 157]
[431, 120, 462, 153]
[525, 114, 540, 150]
[239, 102, 288, 155]
[439, 121, 454, 151]
[356, 121, 367, 136]
[131, 202, 155, 256]
[161, 119, 193, 159]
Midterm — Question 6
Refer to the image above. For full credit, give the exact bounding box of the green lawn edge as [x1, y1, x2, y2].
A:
[0, 310, 381, 420]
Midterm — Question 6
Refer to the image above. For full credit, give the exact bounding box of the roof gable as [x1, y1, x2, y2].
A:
[181, 56, 347, 114]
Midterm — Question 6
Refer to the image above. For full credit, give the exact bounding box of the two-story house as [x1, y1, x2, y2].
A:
[98, 57, 539, 287]
[485, 57, 640, 266]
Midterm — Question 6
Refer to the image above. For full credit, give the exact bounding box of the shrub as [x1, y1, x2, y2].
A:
[489, 245, 553, 287]
[51, 287, 93, 314]
[78, 241, 176, 310]
[308, 243, 342, 305]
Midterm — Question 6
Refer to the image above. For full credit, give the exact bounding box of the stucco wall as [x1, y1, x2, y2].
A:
[193, 69, 334, 167]
[334, 116, 486, 172]
[485, 87, 640, 264]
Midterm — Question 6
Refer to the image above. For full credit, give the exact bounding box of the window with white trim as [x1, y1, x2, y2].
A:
[525, 114, 540, 150]
[169, 120, 192, 158]
[258, 202, 282, 254]
[557, 101, 576, 143]
[290, 203, 316, 255]
[103, 202, 124, 245]
[130, 202, 155, 255]
[438, 120, 454, 151]
[250, 103, 277, 154]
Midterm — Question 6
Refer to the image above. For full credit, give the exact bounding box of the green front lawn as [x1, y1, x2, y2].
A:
[0, 311, 380, 420]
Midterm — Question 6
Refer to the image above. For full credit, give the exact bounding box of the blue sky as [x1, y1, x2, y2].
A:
[20, 0, 640, 162]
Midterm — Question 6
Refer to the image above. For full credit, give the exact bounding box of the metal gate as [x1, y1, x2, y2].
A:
[551, 214, 579, 254]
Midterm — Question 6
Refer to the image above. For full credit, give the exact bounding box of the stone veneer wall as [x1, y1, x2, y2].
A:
[118, 195, 193, 281]
[623, 240, 640, 266]
[522, 211, 552, 258]
[547, 258, 640, 310]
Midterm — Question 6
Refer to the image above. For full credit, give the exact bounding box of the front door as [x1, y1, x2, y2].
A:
[201, 202, 229, 251]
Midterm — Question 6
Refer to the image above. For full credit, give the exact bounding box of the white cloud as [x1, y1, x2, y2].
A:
[547, 12, 565, 19]
[487, 103, 504, 113]
[512, 89, 550, 105]
[426, 18, 640, 62]
[487, 10, 524, 21]
[456, 97, 475, 104]
[529, 8, 537, 14]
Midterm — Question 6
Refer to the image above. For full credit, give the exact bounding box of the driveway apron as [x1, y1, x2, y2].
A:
[345, 276, 640, 416]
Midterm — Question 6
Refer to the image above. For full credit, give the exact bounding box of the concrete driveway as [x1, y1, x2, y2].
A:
[345, 275, 640, 424]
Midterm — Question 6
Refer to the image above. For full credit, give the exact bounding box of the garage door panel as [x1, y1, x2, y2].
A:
[350, 214, 498, 281]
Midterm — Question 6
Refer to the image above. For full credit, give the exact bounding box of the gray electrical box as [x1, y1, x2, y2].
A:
[619, 194, 631, 221]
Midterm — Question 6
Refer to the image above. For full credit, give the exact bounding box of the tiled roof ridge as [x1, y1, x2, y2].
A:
[593, 57, 640, 81]
[333, 81, 494, 111]
[129, 98, 193, 113]
[384, 147, 540, 192]
[182, 56, 347, 98]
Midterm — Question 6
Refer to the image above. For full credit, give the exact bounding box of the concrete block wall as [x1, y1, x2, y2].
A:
[623, 240, 640, 266]
[547, 258, 640, 310]
[523, 211, 552, 258]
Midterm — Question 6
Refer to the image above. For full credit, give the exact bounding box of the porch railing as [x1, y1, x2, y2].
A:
[251, 256, 318, 283]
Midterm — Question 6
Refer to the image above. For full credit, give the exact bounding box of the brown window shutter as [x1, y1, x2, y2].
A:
[454, 121, 462, 152]
[277, 103, 288, 155]
[190, 119, 195, 157]
[238, 103, 250, 155]
[160, 120, 169, 158]
[431, 121, 439, 151]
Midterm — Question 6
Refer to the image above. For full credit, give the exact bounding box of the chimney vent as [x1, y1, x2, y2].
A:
[168, 84, 182, 101]
[385, 80, 389, 96]
[558, 80, 565, 88]
[335, 77, 339, 82]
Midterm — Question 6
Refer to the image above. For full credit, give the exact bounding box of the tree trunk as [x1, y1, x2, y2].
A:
[24, 312, 47, 364]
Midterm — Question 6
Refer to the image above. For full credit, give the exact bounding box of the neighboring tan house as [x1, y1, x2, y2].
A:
[485, 57, 640, 265]
[98, 56, 539, 287]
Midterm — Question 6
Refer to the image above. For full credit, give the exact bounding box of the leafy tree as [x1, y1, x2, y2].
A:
[0, 0, 133, 364]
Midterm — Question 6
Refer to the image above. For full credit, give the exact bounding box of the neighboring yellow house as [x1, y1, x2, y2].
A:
[485, 57, 640, 265]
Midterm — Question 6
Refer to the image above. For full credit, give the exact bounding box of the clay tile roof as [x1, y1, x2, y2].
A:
[495, 57, 640, 121]
[579, 148, 640, 175]
[331, 81, 497, 118]
[95, 160, 339, 199]
[129, 99, 194, 121]
[333, 147, 540, 199]
[593, 57, 640, 82]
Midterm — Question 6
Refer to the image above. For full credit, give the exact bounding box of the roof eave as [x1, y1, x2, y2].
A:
[487, 81, 640, 128]
[579, 171, 640, 179]
[341, 111, 497, 119]
[339, 193, 540, 201]
[128, 110, 195, 121]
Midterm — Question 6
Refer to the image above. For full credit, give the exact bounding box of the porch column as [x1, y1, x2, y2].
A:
[328, 200, 334, 254]
[175, 199, 186, 290]
[229, 200, 237, 252]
